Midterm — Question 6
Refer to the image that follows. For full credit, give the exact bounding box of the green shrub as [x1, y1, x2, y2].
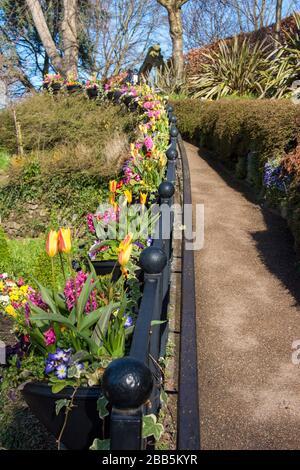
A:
[0, 94, 136, 235]
[172, 98, 300, 253]
[0, 225, 12, 273]
[172, 98, 300, 170]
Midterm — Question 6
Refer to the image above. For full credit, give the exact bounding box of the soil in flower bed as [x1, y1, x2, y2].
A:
[0, 316, 14, 344]
[0, 387, 56, 450]
[0, 319, 56, 450]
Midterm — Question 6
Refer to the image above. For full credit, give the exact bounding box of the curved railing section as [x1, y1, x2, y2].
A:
[102, 99, 200, 450]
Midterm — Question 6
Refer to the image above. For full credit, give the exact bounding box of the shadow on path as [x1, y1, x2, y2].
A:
[196, 146, 300, 308]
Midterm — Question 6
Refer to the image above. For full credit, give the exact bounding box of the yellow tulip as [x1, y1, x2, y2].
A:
[109, 180, 117, 193]
[140, 192, 147, 205]
[58, 228, 72, 254]
[118, 244, 132, 267]
[124, 190, 132, 204]
[46, 230, 59, 257]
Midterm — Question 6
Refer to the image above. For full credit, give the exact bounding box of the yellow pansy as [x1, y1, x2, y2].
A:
[20, 285, 29, 294]
[5, 305, 17, 318]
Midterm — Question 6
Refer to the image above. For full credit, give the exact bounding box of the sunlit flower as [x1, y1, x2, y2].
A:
[55, 364, 67, 380]
[109, 180, 117, 193]
[58, 228, 72, 254]
[140, 192, 147, 205]
[46, 230, 58, 257]
[124, 190, 132, 204]
[118, 244, 132, 267]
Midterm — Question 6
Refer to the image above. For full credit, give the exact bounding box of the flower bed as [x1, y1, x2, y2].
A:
[0, 82, 171, 449]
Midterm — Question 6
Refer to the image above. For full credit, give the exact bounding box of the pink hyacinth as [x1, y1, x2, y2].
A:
[143, 101, 155, 110]
[87, 213, 95, 233]
[64, 271, 97, 314]
[135, 142, 142, 149]
[28, 289, 48, 311]
[144, 136, 153, 150]
[44, 327, 56, 346]
[135, 175, 141, 182]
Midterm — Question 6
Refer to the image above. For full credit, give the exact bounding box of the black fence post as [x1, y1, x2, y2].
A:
[166, 147, 177, 184]
[102, 356, 154, 450]
[166, 104, 174, 121]
[139, 247, 167, 413]
[169, 124, 179, 153]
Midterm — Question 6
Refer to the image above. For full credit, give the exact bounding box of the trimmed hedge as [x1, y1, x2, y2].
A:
[172, 98, 300, 252]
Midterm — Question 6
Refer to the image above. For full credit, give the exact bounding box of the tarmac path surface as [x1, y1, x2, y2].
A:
[185, 141, 300, 449]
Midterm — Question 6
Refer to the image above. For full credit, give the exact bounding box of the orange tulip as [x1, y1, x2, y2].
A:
[46, 230, 58, 257]
[124, 190, 132, 204]
[109, 193, 115, 205]
[118, 244, 132, 267]
[58, 228, 72, 254]
[109, 180, 117, 193]
[140, 192, 147, 205]
[118, 233, 133, 251]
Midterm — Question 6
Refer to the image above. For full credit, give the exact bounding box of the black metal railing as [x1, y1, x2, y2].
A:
[102, 97, 200, 450]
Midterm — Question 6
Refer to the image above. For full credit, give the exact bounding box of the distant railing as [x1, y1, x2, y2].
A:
[102, 92, 200, 450]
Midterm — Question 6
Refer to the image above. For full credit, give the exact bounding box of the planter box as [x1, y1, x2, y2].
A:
[113, 90, 123, 103]
[66, 84, 82, 94]
[91, 259, 143, 283]
[21, 382, 107, 450]
[43, 83, 61, 94]
[86, 87, 99, 99]
[91, 260, 121, 281]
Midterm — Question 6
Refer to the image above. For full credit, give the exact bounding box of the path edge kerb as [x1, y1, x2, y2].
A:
[177, 135, 201, 450]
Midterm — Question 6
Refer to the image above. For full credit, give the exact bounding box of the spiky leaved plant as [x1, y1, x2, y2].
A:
[188, 36, 273, 100]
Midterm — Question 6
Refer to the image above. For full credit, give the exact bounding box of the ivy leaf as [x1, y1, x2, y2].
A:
[51, 381, 67, 394]
[142, 414, 164, 441]
[90, 438, 110, 450]
[160, 389, 168, 407]
[97, 395, 109, 419]
[151, 320, 167, 326]
[55, 398, 70, 416]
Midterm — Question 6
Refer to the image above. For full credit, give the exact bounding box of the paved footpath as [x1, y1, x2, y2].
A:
[185, 141, 300, 449]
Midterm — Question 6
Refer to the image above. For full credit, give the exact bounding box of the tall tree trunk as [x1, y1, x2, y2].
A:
[157, 1, 189, 82]
[62, 0, 78, 76]
[275, 0, 283, 41]
[168, 6, 184, 80]
[25, 0, 64, 74]
[26, 0, 78, 76]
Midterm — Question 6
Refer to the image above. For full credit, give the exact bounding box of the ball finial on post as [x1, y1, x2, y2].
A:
[158, 181, 175, 200]
[102, 357, 153, 409]
[166, 147, 178, 161]
[140, 247, 167, 274]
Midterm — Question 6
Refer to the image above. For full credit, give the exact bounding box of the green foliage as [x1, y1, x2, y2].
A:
[189, 37, 272, 99]
[0, 149, 9, 171]
[172, 99, 300, 174]
[153, 62, 188, 97]
[0, 94, 138, 234]
[90, 438, 110, 450]
[188, 15, 300, 101]
[142, 414, 164, 441]
[173, 97, 300, 254]
[0, 225, 12, 273]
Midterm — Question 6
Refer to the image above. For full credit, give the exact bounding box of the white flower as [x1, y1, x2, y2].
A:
[0, 295, 10, 304]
